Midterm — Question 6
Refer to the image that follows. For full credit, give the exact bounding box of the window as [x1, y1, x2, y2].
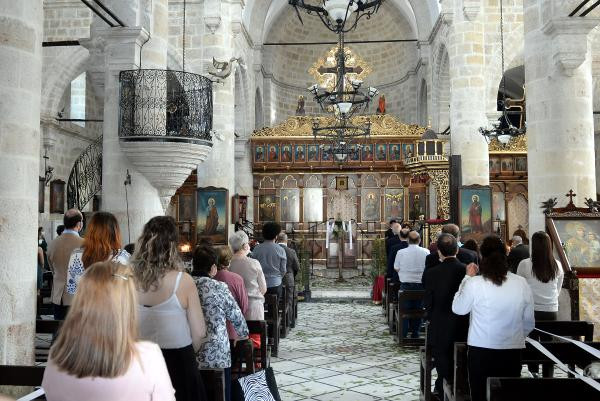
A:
[70, 72, 86, 127]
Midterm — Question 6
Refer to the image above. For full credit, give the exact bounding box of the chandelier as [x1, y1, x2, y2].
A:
[289, 0, 384, 33]
[479, 0, 525, 145]
[291, 1, 382, 160]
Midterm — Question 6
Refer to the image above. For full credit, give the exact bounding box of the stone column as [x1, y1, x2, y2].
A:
[94, 27, 164, 243]
[448, 2, 489, 186]
[524, 0, 599, 233]
[0, 0, 43, 365]
[196, 1, 236, 235]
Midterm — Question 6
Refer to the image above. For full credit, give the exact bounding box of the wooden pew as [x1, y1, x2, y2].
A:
[0, 365, 46, 400]
[487, 377, 600, 401]
[386, 281, 400, 331]
[291, 286, 298, 328]
[279, 285, 290, 339]
[395, 289, 426, 346]
[419, 323, 433, 401]
[230, 339, 255, 379]
[444, 341, 600, 401]
[264, 294, 280, 358]
[382, 278, 390, 316]
[35, 319, 62, 363]
[247, 320, 270, 369]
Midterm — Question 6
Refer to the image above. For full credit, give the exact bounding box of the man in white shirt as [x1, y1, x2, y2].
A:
[394, 231, 429, 338]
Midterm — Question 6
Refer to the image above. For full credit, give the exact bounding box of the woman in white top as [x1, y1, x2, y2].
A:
[131, 216, 207, 401]
[517, 231, 564, 321]
[42, 261, 175, 401]
[452, 235, 534, 401]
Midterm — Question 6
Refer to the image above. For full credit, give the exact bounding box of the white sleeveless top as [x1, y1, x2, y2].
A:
[138, 272, 193, 349]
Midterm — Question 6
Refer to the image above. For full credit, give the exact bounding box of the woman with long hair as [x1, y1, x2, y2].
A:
[192, 244, 248, 401]
[517, 231, 564, 320]
[42, 262, 175, 400]
[132, 216, 207, 401]
[452, 235, 534, 401]
[66, 212, 129, 296]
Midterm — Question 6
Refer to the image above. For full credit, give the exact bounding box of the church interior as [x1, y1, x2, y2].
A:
[3, 0, 600, 400]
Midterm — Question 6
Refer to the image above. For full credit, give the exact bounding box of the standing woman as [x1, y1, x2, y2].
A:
[132, 216, 207, 401]
[228, 231, 267, 321]
[192, 244, 249, 401]
[452, 236, 534, 401]
[517, 231, 564, 320]
[42, 262, 175, 401]
[66, 212, 129, 296]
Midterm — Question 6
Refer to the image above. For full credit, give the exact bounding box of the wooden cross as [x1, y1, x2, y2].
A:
[566, 189, 576, 205]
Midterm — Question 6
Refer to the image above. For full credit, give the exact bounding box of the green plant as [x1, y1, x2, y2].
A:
[369, 237, 387, 282]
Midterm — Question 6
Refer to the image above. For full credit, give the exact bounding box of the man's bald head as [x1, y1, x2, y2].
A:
[399, 228, 410, 240]
[64, 208, 83, 230]
[408, 230, 421, 245]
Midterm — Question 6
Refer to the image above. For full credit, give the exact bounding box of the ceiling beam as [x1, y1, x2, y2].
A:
[263, 39, 417, 46]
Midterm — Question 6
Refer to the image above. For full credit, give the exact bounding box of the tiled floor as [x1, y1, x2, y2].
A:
[272, 302, 423, 401]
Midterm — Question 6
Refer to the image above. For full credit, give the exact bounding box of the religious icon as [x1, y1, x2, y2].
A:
[459, 185, 492, 241]
[336, 176, 349, 191]
[303, 188, 323, 222]
[349, 144, 360, 161]
[197, 187, 228, 245]
[280, 189, 300, 222]
[295, 95, 306, 116]
[255, 145, 265, 163]
[385, 188, 404, 221]
[281, 145, 293, 162]
[489, 157, 501, 173]
[361, 189, 380, 221]
[231, 195, 248, 224]
[402, 143, 414, 159]
[515, 156, 527, 172]
[295, 145, 306, 162]
[268, 145, 279, 162]
[376, 144, 387, 161]
[409, 191, 425, 220]
[50, 179, 65, 214]
[307, 145, 319, 162]
[501, 157, 514, 172]
[259, 194, 277, 222]
[178, 193, 195, 222]
[322, 145, 332, 161]
[552, 220, 600, 267]
[389, 144, 401, 161]
[362, 144, 374, 161]
[377, 95, 386, 114]
[492, 192, 506, 221]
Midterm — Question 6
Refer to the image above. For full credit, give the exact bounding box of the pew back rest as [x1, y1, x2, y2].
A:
[453, 342, 470, 399]
[534, 320, 594, 342]
[397, 290, 426, 317]
[247, 320, 269, 368]
[0, 365, 45, 387]
[36, 319, 61, 335]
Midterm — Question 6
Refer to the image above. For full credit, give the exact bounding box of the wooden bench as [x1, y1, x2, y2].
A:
[264, 294, 280, 358]
[444, 341, 600, 401]
[247, 320, 270, 369]
[279, 285, 290, 339]
[487, 377, 600, 401]
[395, 289, 426, 346]
[382, 277, 390, 316]
[291, 286, 298, 328]
[419, 323, 433, 401]
[0, 365, 46, 400]
[35, 319, 62, 363]
[230, 339, 255, 378]
[386, 281, 400, 331]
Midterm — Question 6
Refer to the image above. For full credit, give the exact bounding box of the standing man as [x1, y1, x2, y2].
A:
[394, 231, 429, 338]
[385, 221, 402, 256]
[47, 209, 84, 320]
[507, 235, 529, 273]
[277, 232, 299, 327]
[252, 222, 287, 299]
[387, 227, 409, 283]
[424, 224, 478, 275]
[422, 233, 469, 397]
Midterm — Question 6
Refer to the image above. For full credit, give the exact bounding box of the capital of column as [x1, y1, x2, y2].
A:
[541, 17, 600, 76]
[462, 0, 481, 21]
[95, 27, 150, 72]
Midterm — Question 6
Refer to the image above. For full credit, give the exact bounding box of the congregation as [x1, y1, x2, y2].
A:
[385, 222, 563, 401]
[28, 209, 299, 401]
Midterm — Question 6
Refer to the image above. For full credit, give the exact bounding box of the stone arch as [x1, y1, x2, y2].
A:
[255, 88, 263, 130]
[432, 43, 450, 132]
[41, 47, 90, 117]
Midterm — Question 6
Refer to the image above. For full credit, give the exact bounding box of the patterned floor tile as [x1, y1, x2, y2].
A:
[312, 389, 381, 401]
[315, 373, 373, 389]
[282, 381, 342, 397]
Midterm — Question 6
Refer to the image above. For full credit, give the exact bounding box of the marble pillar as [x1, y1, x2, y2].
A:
[0, 0, 43, 365]
[524, 0, 599, 233]
[196, 1, 236, 234]
[448, 3, 489, 186]
[95, 27, 164, 243]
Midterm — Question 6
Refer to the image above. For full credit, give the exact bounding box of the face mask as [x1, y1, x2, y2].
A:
[38, 239, 43, 244]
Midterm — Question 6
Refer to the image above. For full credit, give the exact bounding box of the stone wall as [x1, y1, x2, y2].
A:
[43, 0, 91, 41]
[262, 2, 419, 125]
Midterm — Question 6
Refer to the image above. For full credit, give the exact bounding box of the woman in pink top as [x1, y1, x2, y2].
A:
[42, 261, 175, 401]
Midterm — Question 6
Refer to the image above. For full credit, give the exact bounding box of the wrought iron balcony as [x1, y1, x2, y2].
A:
[118, 69, 214, 212]
[67, 136, 102, 211]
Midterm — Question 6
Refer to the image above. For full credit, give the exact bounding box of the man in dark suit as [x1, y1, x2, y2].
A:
[422, 233, 470, 397]
[507, 235, 529, 273]
[385, 221, 402, 255]
[387, 228, 409, 282]
[424, 224, 478, 274]
[384, 219, 397, 240]
[278, 232, 300, 327]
